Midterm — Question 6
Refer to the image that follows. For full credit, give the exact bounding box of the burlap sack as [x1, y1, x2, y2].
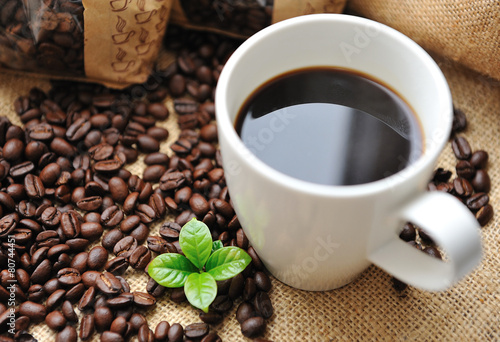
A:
[0, 51, 494, 341]
[347, 0, 500, 81]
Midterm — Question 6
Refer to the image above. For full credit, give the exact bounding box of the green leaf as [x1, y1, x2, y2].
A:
[179, 218, 213, 270]
[212, 240, 223, 253]
[205, 247, 252, 281]
[147, 253, 198, 288]
[184, 272, 217, 313]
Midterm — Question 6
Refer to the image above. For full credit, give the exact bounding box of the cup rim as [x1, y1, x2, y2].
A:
[215, 13, 452, 197]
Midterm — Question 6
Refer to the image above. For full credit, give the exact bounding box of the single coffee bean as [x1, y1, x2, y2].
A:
[471, 169, 491, 193]
[451, 108, 467, 134]
[62, 300, 78, 323]
[80, 222, 104, 241]
[19, 301, 46, 323]
[101, 331, 125, 342]
[50, 137, 77, 158]
[476, 204, 494, 226]
[107, 293, 133, 309]
[240, 316, 266, 338]
[39, 162, 62, 187]
[101, 205, 124, 228]
[200, 332, 222, 342]
[70, 252, 89, 274]
[65, 282, 86, 303]
[3, 138, 24, 161]
[455, 160, 475, 179]
[423, 246, 442, 259]
[466, 193, 489, 211]
[137, 134, 160, 153]
[147, 236, 176, 254]
[451, 136, 472, 160]
[146, 277, 166, 298]
[57, 267, 82, 287]
[24, 174, 45, 199]
[199, 311, 223, 325]
[15, 315, 31, 333]
[185, 322, 209, 339]
[76, 196, 103, 211]
[78, 286, 96, 311]
[128, 246, 151, 270]
[120, 215, 141, 233]
[147, 102, 170, 120]
[56, 326, 77, 342]
[45, 310, 67, 331]
[104, 256, 130, 275]
[418, 229, 435, 245]
[170, 288, 187, 303]
[133, 292, 156, 309]
[168, 323, 184, 342]
[453, 177, 474, 198]
[27, 284, 44, 302]
[254, 272, 272, 292]
[66, 238, 90, 252]
[31, 259, 52, 284]
[94, 306, 114, 332]
[128, 312, 148, 331]
[102, 228, 124, 250]
[228, 273, 245, 300]
[114, 236, 138, 258]
[82, 271, 101, 287]
[46, 289, 66, 312]
[210, 295, 233, 313]
[108, 177, 129, 203]
[253, 292, 273, 319]
[189, 193, 210, 216]
[110, 316, 128, 335]
[96, 272, 122, 295]
[43, 278, 61, 295]
[80, 313, 95, 340]
[149, 193, 166, 218]
[154, 320, 170, 341]
[243, 277, 257, 301]
[87, 246, 108, 270]
[399, 222, 416, 242]
[470, 150, 488, 169]
[174, 97, 199, 114]
[236, 302, 259, 324]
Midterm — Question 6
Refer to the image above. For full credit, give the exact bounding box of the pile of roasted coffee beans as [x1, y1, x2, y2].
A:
[179, 0, 273, 37]
[0, 27, 274, 341]
[393, 108, 494, 292]
[0, 0, 84, 74]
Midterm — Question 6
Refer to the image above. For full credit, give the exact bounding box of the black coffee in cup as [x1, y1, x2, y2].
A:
[235, 67, 423, 185]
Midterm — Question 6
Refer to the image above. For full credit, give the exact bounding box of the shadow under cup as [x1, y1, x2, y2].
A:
[215, 14, 455, 291]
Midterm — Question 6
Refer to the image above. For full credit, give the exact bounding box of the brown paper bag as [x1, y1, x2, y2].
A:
[347, 0, 500, 80]
[171, 0, 347, 39]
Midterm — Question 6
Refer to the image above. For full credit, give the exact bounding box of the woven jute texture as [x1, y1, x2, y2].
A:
[1, 54, 499, 341]
[347, 0, 500, 82]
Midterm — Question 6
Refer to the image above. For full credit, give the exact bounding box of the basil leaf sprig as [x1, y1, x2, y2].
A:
[148, 218, 252, 312]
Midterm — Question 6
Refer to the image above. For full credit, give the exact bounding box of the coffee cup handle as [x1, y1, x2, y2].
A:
[368, 191, 482, 291]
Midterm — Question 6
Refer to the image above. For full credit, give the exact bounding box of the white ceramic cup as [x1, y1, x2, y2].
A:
[215, 14, 482, 291]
